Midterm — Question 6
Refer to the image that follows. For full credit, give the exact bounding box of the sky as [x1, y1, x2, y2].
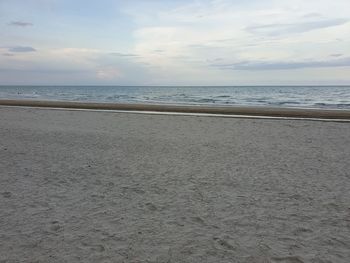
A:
[0, 0, 350, 85]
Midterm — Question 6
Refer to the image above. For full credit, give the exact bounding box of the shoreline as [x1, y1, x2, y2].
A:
[1, 99, 350, 119]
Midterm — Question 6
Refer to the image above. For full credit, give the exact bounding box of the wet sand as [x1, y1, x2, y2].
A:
[0, 106, 349, 262]
[1, 99, 350, 119]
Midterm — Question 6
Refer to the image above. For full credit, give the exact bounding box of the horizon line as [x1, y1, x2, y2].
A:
[1, 84, 350, 87]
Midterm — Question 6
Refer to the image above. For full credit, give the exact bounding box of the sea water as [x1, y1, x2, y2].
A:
[0, 86, 350, 109]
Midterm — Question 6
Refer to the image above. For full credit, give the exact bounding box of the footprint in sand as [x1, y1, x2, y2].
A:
[271, 256, 304, 263]
[2, 192, 12, 198]
[80, 242, 105, 252]
[145, 202, 157, 211]
[50, 221, 62, 232]
[212, 236, 238, 251]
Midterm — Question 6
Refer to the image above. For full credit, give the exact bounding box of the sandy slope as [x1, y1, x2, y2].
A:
[0, 107, 349, 262]
[1, 99, 350, 119]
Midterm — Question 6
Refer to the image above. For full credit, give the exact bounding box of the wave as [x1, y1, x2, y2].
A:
[1, 85, 349, 109]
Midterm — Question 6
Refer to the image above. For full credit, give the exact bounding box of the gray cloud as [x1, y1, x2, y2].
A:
[170, 55, 191, 60]
[246, 19, 348, 36]
[3, 53, 15, 57]
[302, 13, 323, 19]
[109, 52, 139, 57]
[213, 38, 236, 43]
[206, 58, 224, 63]
[0, 68, 88, 74]
[330, 53, 343, 57]
[8, 46, 36, 52]
[187, 44, 207, 48]
[211, 57, 350, 71]
[8, 21, 33, 27]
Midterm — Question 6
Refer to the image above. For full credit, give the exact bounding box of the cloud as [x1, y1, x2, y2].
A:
[330, 53, 343, 57]
[246, 19, 349, 36]
[8, 21, 33, 27]
[1, 0, 350, 85]
[96, 67, 122, 80]
[105, 53, 145, 82]
[211, 57, 350, 70]
[109, 52, 139, 57]
[0, 68, 88, 74]
[302, 13, 323, 19]
[8, 46, 36, 52]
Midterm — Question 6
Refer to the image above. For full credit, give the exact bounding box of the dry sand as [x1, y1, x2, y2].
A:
[0, 106, 349, 263]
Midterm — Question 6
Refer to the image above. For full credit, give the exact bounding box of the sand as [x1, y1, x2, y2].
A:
[1, 99, 350, 119]
[0, 106, 349, 263]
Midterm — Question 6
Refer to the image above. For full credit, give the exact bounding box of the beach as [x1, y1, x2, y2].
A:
[0, 105, 349, 262]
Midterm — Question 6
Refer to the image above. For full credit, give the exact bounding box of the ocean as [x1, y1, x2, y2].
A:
[0, 86, 350, 109]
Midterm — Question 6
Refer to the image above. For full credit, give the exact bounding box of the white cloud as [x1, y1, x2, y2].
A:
[1, 0, 350, 84]
[122, 0, 350, 84]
